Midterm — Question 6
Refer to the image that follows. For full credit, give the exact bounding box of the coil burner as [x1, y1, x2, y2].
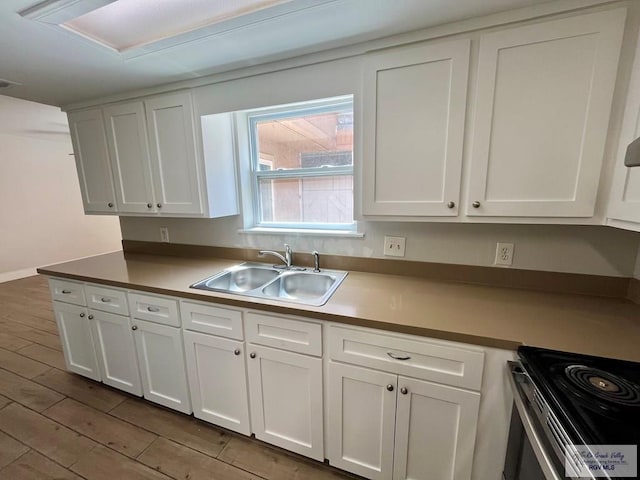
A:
[564, 365, 640, 407]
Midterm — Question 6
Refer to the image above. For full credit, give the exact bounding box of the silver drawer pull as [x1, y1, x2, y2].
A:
[147, 306, 160, 313]
[101, 298, 111, 303]
[61, 290, 71, 294]
[387, 352, 411, 361]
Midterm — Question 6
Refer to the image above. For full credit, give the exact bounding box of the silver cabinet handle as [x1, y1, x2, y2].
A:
[88, 314, 94, 320]
[386, 384, 394, 392]
[101, 297, 111, 303]
[147, 203, 152, 208]
[249, 352, 256, 359]
[400, 387, 408, 395]
[157, 203, 162, 208]
[108, 202, 114, 208]
[147, 306, 160, 312]
[132, 325, 138, 331]
[387, 352, 411, 361]
[447, 201, 455, 208]
[472, 201, 481, 208]
[61, 289, 71, 294]
[234, 349, 241, 356]
[79, 312, 85, 318]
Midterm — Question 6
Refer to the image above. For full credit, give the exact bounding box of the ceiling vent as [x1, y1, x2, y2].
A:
[0, 79, 21, 89]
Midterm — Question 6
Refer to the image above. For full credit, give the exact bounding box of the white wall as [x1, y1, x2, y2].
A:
[0, 95, 122, 282]
[120, 216, 640, 277]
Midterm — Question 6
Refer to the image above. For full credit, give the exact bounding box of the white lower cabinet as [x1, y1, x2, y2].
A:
[247, 344, 324, 461]
[328, 361, 480, 480]
[183, 330, 250, 434]
[49, 278, 491, 480]
[133, 319, 191, 413]
[393, 377, 480, 480]
[327, 322, 484, 480]
[328, 362, 397, 480]
[53, 301, 101, 381]
[89, 310, 142, 396]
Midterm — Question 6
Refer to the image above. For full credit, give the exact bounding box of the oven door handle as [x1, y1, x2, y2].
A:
[507, 367, 562, 480]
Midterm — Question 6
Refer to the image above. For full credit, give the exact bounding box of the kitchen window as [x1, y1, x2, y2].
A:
[246, 96, 355, 232]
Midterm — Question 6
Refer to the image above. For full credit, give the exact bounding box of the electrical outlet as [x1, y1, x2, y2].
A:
[384, 236, 406, 257]
[160, 227, 170, 243]
[495, 242, 514, 266]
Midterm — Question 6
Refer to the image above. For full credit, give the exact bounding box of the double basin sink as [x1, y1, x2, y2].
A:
[190, 262, 348, 306]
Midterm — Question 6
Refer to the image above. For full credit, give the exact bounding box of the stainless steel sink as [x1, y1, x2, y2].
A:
[261, 272, 338, 301]
[202, 267, 279, 292]
[190, 262, 347, 306]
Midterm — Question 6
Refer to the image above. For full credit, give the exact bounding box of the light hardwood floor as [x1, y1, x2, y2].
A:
[0, 275, 357, 480]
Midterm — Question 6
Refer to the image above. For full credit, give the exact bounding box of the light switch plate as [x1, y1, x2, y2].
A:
[384, 236, 406, 257]
[160, 227, 170, 243]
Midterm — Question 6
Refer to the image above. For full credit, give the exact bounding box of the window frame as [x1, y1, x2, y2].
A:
[246, 96, 355, 231]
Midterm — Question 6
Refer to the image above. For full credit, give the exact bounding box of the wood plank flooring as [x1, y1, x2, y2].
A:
[0, 276, 357, 480]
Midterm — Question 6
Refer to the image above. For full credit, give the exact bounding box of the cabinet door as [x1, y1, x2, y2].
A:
[145, 91, 203, 215]
[183, 331, 250, 434]
[103, 102, 156, 214]
[89, 310, 142, 396]
[467, 9, 626, 217]
[328, 362, 397, 480]
[247, 345, 323, 461]
[393, 377, 480, 480]
[362, 39, 470, 217]
[53, 302, 100, 381]
[67, 109, 117, 213]
[607, 29, 640, 227]
[133, 320, 191, 414]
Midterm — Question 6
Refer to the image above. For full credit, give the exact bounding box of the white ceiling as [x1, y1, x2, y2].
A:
[0, 0, 550, 107]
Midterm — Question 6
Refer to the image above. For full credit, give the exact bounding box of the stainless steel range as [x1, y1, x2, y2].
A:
[504, 346, 639, 480]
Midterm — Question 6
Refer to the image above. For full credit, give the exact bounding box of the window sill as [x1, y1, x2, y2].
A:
[238, 227, 365, 238]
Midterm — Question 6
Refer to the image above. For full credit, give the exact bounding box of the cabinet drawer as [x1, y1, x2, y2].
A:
[85, 284, 129, 315]
[180, 301, 243, 340]
[49, 278, 86, 306]
[128, 292, 180, 327]
[245, 312, 321, 357]
[328, 325, 484, 390]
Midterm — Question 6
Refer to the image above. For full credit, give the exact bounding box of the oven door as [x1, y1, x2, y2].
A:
[503, 362, 562, 480]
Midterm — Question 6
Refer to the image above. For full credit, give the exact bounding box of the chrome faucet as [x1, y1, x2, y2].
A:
[312, 251, 321, 272]
[259, 244, 293, 268]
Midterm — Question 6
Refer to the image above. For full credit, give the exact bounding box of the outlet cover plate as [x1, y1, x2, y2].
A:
[495, 242, 514, 266]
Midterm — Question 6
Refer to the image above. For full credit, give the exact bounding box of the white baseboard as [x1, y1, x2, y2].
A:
[0, 267, 38, 284]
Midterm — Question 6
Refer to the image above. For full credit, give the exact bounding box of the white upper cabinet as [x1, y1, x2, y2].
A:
[67, 109, 117, 214]
[68, 90, 238, 218]
[145, 91, 203, 215]
[362, 39, 471, 216]
[607, 28, 640, 229]
[103, 101, 155, 214]
[467, 9, 626, 217]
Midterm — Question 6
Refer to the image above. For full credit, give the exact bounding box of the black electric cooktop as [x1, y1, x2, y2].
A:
[518, 346, 640, 447]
